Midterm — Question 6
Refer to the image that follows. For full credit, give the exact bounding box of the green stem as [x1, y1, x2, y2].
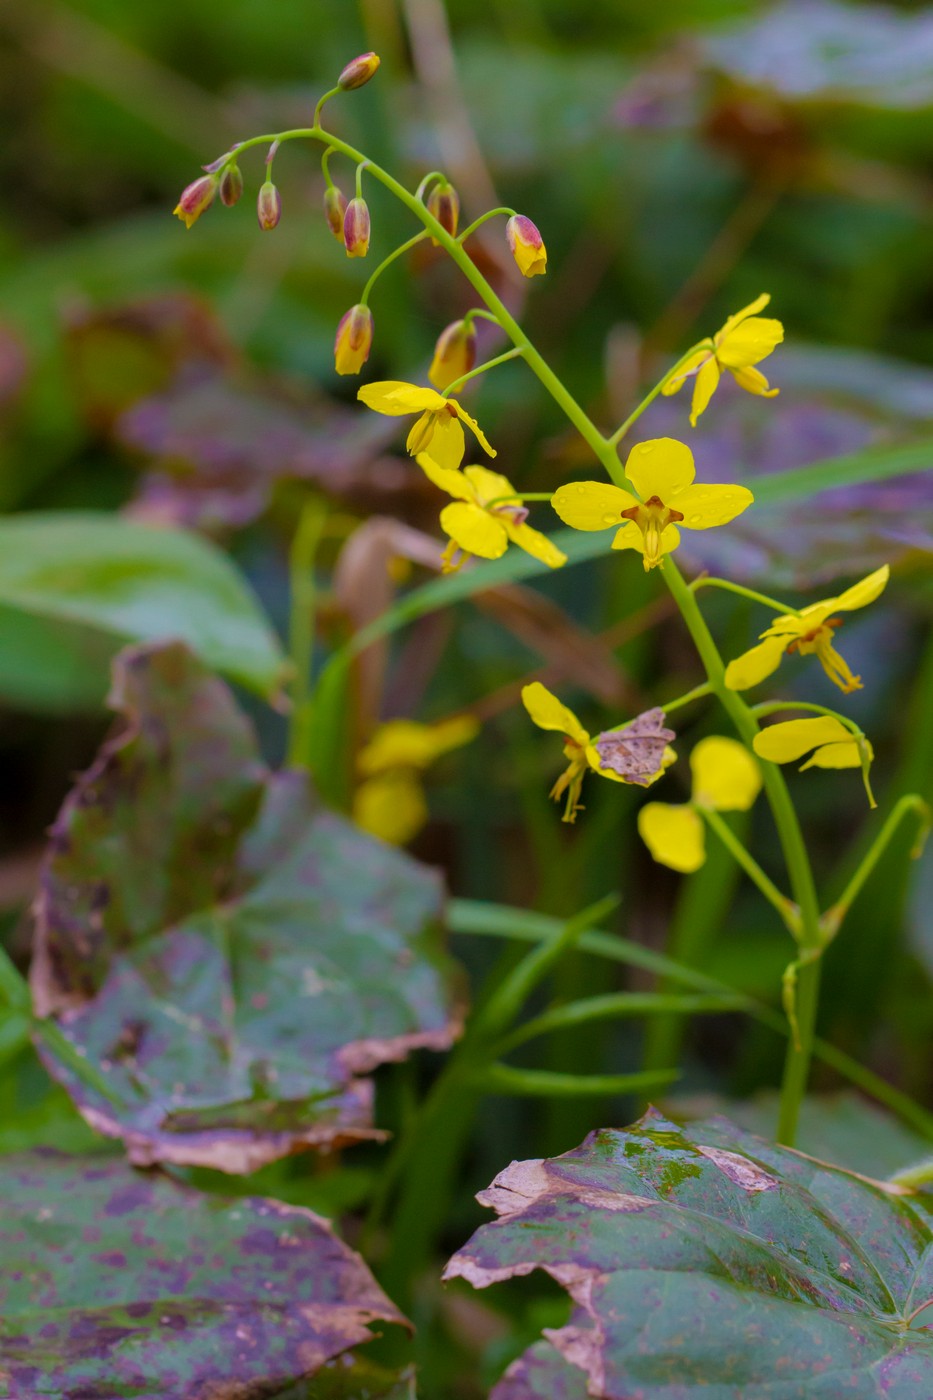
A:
[321, 146, 337, 188]
[457, 206, 516, 244]
[822, 794, 930, 941]
[414, 170, 444, 201]
[463, 308, 503, 329]
[441, 345, 526, 397]
[700, 807, 799, 935]
[287, 498, 328, 768]
[691, 576, 802, 617]
[312, 86, 341, 128]
[495, 991, 744, 1054]
[360, 231, 429, 305]
[355, 159, 368, 199]
[607, 342, 710, 448]
[659, 680, 713, 715]
[477, 1064, 678, 1097]
[752, 700, 862, 729]
[484, 492, 554, 508]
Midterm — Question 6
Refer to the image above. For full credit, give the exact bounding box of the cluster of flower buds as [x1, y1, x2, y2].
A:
[428, 318, 476, 390]
[334, 304, 374, 375]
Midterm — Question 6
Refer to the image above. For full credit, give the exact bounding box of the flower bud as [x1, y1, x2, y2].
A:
[173, 173, 218, 229]
[334, 304, 374, 376]
[219, 164, 243, 207]
[338, 51, 381, 91]
[257, 180, 281, 230]
[343, 197, 371, 257]
[324, 185, 348, 240]
[506, 214, 547, 277]
[426, 179, 460, 243]
[428, 318, 476, 391]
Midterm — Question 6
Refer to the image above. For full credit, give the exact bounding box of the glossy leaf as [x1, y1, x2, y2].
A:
[31, 641, 461, 1171]
[447, 1109, 933, 1398]
[0, 1150, 405, 1396]
[0, 512, 286, 702]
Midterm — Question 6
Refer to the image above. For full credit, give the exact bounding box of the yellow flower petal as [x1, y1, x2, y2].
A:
[690, 358, 721, 426]
[552, 481, 637, 531]
[417, 453, 474, 501]
[717, 293, 771, 340]
[521, 682, 589, 747]
[717, 317, 784, 370]
[463, 465, 515, 505]
[440, 501, 508, 559]
[730, 365, 779, 398]
[358, 381, 446, 415]
[668, 483, 754, 529]
[662, 348, 710, 396]
[358, 715, 479, 774]
[453, 401, 496, 457]
[724, 634, 789, 691]
[800, 740, 864, 771]
[690, 736, 761, 811]
[611, 520, 680, 560]
[638, 802, 705, 872]
[419, 412, 466, 471]
[833, 564, 890, 614]
[504, 520, 567, 568]
[353, 771, 428, 845]
[624, 438, 695, 502]
[753, 716, 853, 765]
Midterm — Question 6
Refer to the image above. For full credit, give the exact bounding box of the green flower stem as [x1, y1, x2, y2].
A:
[312, 86, 341, 128]
[495, 991, 746, 1056]
[360, 231, 429, 305]
[700, 807, 799, 936]
[475, 1064, 678, 1097]
[355, 159, 368, 199]
[660, 680, 713, 715]
[607, 342, 710, 448]
[752, 700, 862, 730]
[821, 794, 930, 942]
[440, 345, 526, 397]
[320, 146, 337, 187]
[414, 170, 444, 201]
[483, 492, 554, 510]
[463, 308, 503, 328]
[456, 207, 516, 243]
[691, 575, 803, 617]
[287, 498, 329, 768]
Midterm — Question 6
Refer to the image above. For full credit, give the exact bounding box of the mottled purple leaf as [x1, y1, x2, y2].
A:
[0, 1149, 405, 1398]
[493, 1341, 588, 1399]
[31, 641, 462, 1171]
[446, 1109, 933, 1399]
[593, 709, 674, 785]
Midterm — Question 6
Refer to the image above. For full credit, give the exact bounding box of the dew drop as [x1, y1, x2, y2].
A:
[639, 443, 656, 453]
[603, 514, 618, 525]
[576, 485, 586, 495]
[687, 515, 703, 526]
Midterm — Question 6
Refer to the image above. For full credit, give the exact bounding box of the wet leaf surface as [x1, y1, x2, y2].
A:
[446, 1109, 933, 1399]
[0, 1149, 405, 1398]
[32, 641, 461, 1171]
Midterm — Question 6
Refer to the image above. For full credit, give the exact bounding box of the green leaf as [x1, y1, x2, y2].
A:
[0, 1150, 405, 1396]
[0, 512, 286, 705]
[277, 1358, 417, 1398]
[32, 641, 462, 1172]
[446, 1110, 933, 1398]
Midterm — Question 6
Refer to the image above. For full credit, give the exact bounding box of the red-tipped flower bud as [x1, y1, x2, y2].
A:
[334, 304, 374, 376]
[257, 180, 281, 230]
[323, 185, 348, 240]
[219, 164, 243, 207]
[173, 173, 218, 229]
[506, 214, 547, 277]
[426, 179, 460, 243]
[343, 197, 371, 257]
[338, 52, 381, 91]
[428, 318, 477, 391]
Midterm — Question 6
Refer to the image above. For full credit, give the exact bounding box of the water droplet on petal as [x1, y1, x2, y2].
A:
[687, 515, 703, 526]
[603, 514, 618, 525]
[639, 443, 656, 453]
[576, 485, 586, 495]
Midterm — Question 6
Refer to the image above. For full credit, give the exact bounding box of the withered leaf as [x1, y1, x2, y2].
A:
[593, 708, 674, 785]
[0, 1149, 406, 1398]
[446, 1109, 933, 1398]
[31, 641, 462, 1172]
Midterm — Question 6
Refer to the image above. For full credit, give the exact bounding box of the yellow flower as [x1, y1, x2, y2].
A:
[357, 380, 495, 472]
[638, 737, 761, 873]
[429, 319, 477, 391]
[334, 304, 374, 376]
[725, 566, 889, 695]
[522, 682, 674, 823]
[417, 456, 566, 573]
[662, 294, 784, 426]
[353, 714, 479, 845]
[753, 717, 870, 772]
[551, 438, 753, 571]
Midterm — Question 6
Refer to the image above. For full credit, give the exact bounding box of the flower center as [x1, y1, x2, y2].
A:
[786, 618, 842, 656]
[494, 502, 529, 526]
[619, 495, 685, 568]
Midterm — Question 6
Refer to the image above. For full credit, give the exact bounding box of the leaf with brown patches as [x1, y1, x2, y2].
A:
[592, 708, 674, 785]
[31, 641, 463, 1172]
[0, 1150, 406, 1397]
[445, 1109, 933, 1398]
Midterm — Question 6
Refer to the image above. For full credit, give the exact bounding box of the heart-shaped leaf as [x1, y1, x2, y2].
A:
[446, 1109, 933, 1398]
[31, 641, 462, 1172]
[0, 1149, 406, 1397]
[0, 512, 286, 704]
